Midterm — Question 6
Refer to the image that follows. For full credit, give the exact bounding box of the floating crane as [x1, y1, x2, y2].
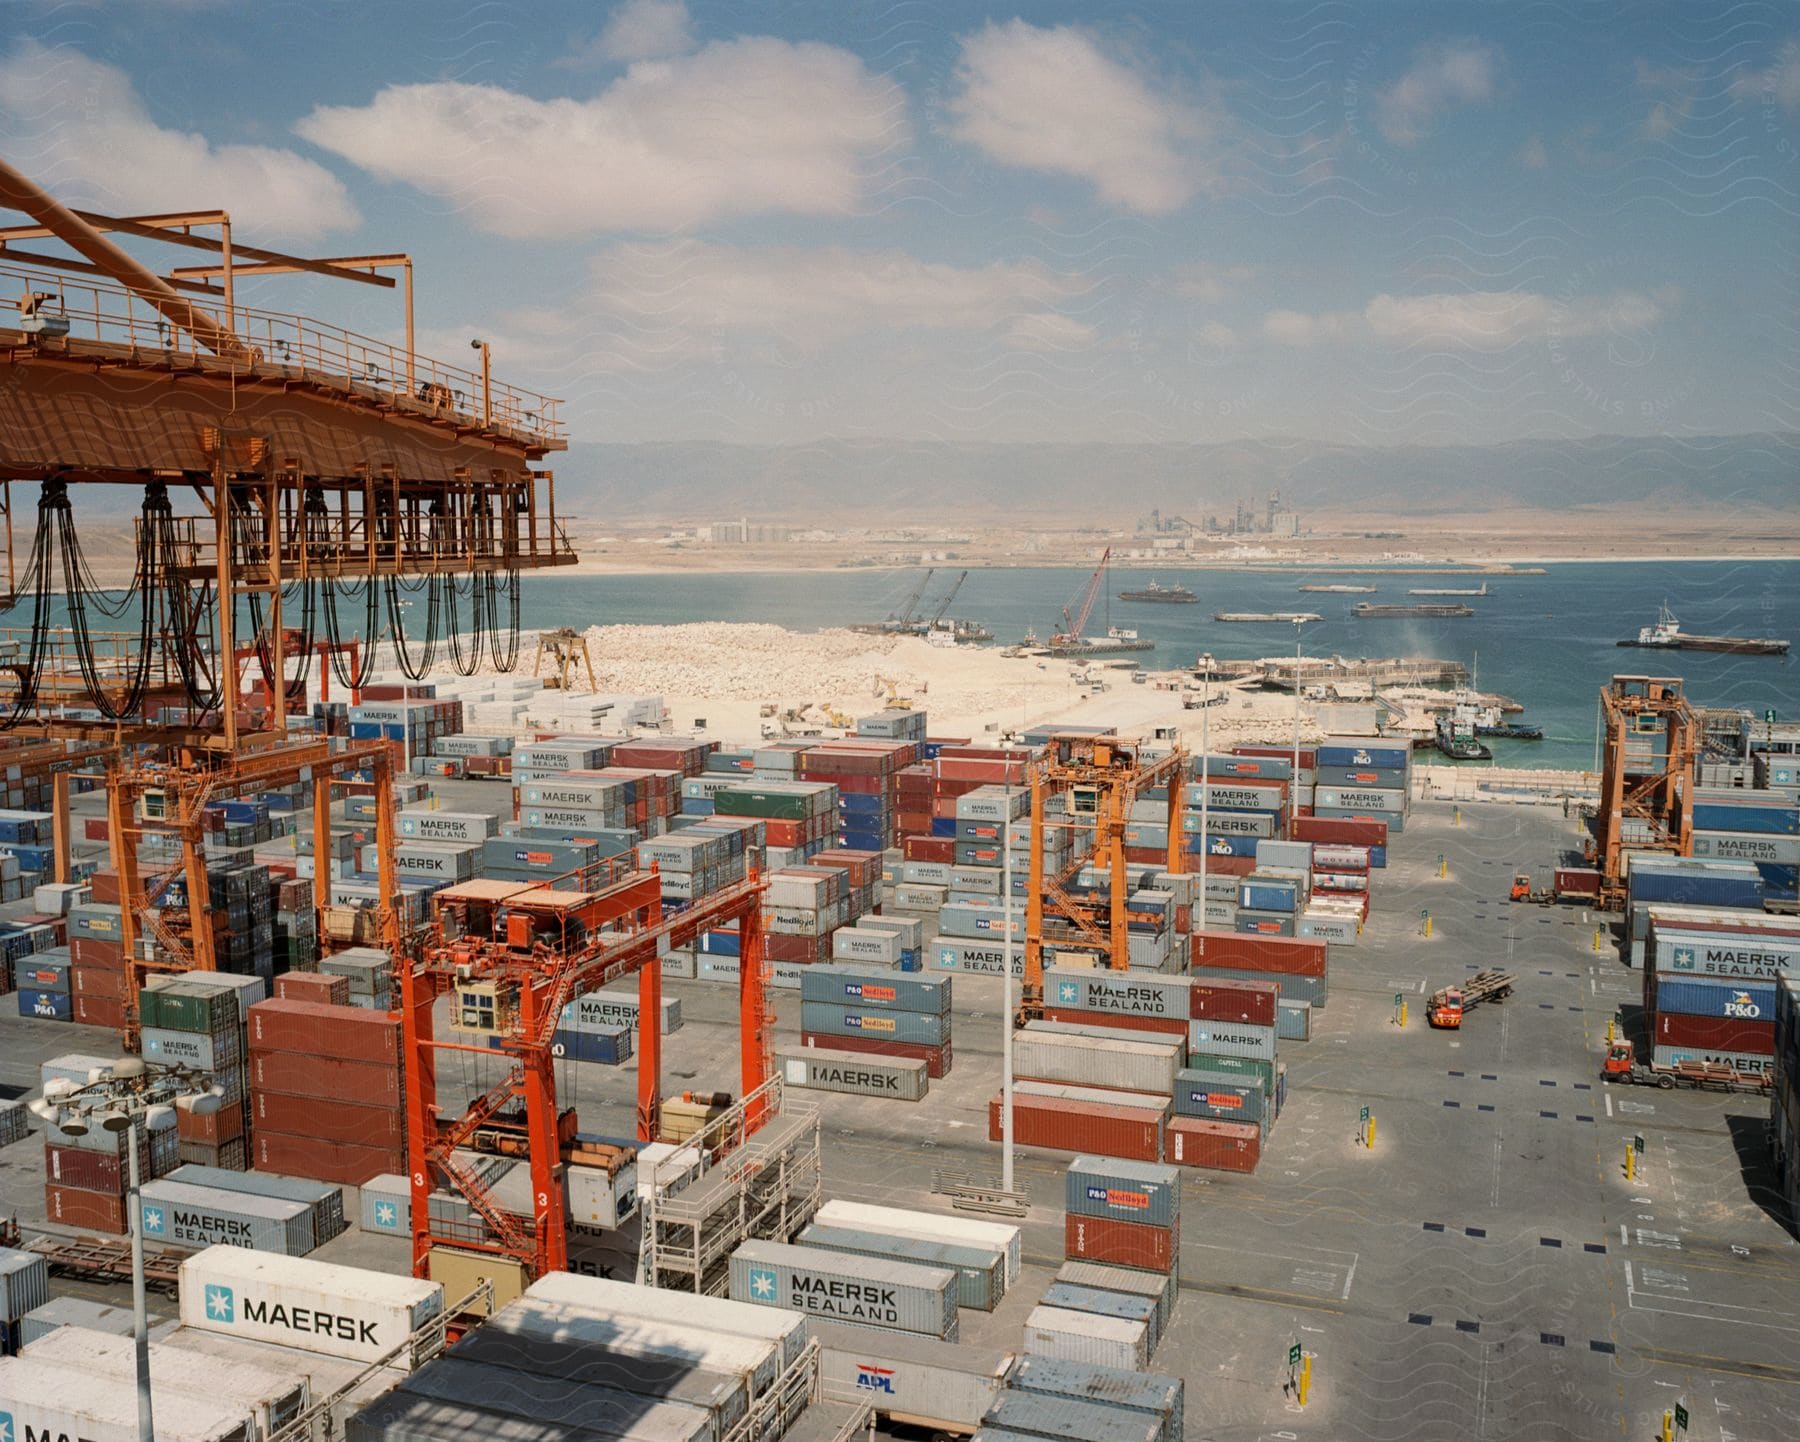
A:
[926, 570, 967, 627]
[1053, 548, 1111, 648]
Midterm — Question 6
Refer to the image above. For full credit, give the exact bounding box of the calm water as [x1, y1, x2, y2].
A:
[516, 561, 1800, 771]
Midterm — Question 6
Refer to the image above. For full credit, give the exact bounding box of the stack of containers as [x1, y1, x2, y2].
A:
[795, 1215, 1006, 1312]
[247, 997, 405, 1183]
[1312, 736, 1411, 834]
[1190, 930, 1329, 1012]
[1002, 1356, 1184, 1442]
[1642, 908, 1800, 1072]
[482, 832, 604, 890]
[1687, 787, 1800, 901]
[511, 739, 615, 784]
[801, 963, 952, 1077]
[1060, 1155, 1180, 1279]
[1235, 867, 1308, 937]
[1291, 813, 1389, 867]
[516, 770, 631, 834]
[1305, 842, 1370, 941]
[800, 739, 917, 851]
[1181, 758, 1290, 880]
[12, 943, 71, 1023]
[858, 709, 929, 743]
[713, 780, 839, 869]
[808, 848, 884, 922]
[0, 1248, 51, 1356]
[1774, 974, 1799, 1222]
[41, 1053, 182, 1233]
[763, 866, 850, 967]
[346, 695, 465, 769]
[591, 765, 683, 839]
[612, 737, 717, 776]
[320, 948, 395, 1010]
[638, 830, 737, 906]
[1623, 858, 1765, 968]
[141, 974, 264, 1169]
[272, 875, 317, 973]
[426, 733, 515, 780]
[730, 1237, 960, 1342]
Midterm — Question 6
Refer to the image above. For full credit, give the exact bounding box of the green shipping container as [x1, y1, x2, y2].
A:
[712, 788, 814, 820]
[1184, 1051, 1275, 1096]
[139, 983, 238, 1035]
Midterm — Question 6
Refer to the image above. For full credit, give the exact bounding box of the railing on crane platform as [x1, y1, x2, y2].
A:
[2, 260, 564, 450]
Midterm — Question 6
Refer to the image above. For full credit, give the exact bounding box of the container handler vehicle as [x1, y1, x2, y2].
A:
[1427, 969, 1515, 1028]
[1601, 1043, 1771, 1093]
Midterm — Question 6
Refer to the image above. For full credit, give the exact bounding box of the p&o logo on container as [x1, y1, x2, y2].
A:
[205, 1283, 236, 1324]
[1725, 991, 1761, 1019]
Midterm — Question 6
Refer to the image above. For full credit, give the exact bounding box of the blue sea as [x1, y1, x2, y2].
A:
[515, 561, 1800, 772]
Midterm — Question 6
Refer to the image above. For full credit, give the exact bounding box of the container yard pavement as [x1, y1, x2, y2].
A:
[2, 795, 1797, 1440]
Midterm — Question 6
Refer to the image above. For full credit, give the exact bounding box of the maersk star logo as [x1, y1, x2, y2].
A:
[748, 1266, 779, 1302]
[142, 1205, 165, 1234]
[0, 1408, 14, 1442]
[205, 1284, 235, 1323]
[1672, 946, 1695, 970]
[374, 1201, 399, 1230]
[1058, 981, 1079, 1003]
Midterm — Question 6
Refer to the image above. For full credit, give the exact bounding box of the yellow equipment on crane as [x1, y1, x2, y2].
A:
[534, 627, 596, 691]
[1024, 733, 1188, 1016]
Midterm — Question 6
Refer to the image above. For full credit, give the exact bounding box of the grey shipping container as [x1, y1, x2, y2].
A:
[799, 965, 951, 1014]
[0, 1247, 50, 1323]
[1013, 1031, 1179, 1095]
[450, 1311, 749, 1439]
[1005, 1355, 1183, 1442]
[1172, 1070, 1267, 1127]
[139, 1180, 316, 1255]
[1023, 1304, 1152, 1373]
[1276, 999, 1314, 1041]
[796, 1221, 1005, 1312]
[1065, 1157, 1182, 1229]
[809, 1319, 1011, 1432]
[777, 1047, 929, 1101]
[360, 1174, 413, 1235]
[1186, 1020, 1278, 1061]
[349, 1387, 616, 1442]
[168, 1164, 346, 1242]
[981, 1390, 1162, 1442]
[18, 1295, 139, 1347]
[799, 1002, 951, 1047]
[400, 1356, 713, 1442]
[524, 1270, 810, 1371]
[1054, 1263, 1176, 1340]
[1040, 1284, 1159, 1345]
[729, 1238, 958, 1341]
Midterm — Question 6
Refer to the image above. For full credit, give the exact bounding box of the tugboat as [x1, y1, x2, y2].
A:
[1119, 580, 1197, 604]
[1615, 602, 1789, 656]
[1435, 712, 1492, 761]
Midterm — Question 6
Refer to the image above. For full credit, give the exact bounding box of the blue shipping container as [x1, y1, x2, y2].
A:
[1239, 882, 1298, 913]
[1690, 803, 1798, 837]
[1316, 739, 1410, 770]
[1654, 977, 1776, 1021]
[17, 989, 71, 1021]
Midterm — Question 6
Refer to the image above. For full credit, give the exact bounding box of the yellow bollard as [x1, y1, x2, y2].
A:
[1439, 857, 1447, 879]
[1625, 1145, 1635, 1182]
[1661, 1411, 1672, 1442]
[1298, 1354, 1312, 1407]
[1453, 807, 1461, 826]
[1367, 1115, 1376, 1148]
[1592, 927, 1602, 953]
[1399, 1001, 1408, 1029]
[1423, 913, 1433, 939]
[1606, 1018, 1615, 1045]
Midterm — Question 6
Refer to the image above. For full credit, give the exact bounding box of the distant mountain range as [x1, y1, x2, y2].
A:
[553, 432, 1800, 525]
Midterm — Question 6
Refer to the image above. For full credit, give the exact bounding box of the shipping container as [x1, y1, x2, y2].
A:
[139, 1180, 316, 1255]
[1065, 1157, 1181, 1229]
[1650, 1011, 1773, 1054]
[988, 1093, 1167, 1163]
[1013, 1030, 1180, 1095]
[399, 1356, 713, 1442]
[796, 1221, 1006, 1311]
[801, 1031, 952, 1079]
[1171, 1070, 1267, 1126]
[728, 1239, 958, 1341]
[1647, 975, 1777, 1021]
[810, 1319, 1012, 1432]
[1189, 931, 1327, 977]
[1165, 1116, 1261, 1173]
[1039, 1282, 1159, 1337]
[1063, 1214, 1178, 1273]
[18, 1295, 137, 1347]
[523, 1271, 809, 1370]
[0, 1356, 261, 1442]
[816, 1201, 1022, 1286]
[1005, 1355, 1183, 1442]
[982, 1388, 1162, 1442]
[0, 1248, 49, 1324]
[1022, 1305, 1150, 1372]
[777, 1046, 929, 1101]
[178, 1245, 444, 1365]
[1053, 1263, 1176, 1339]
[799, 1001, 950, 1047]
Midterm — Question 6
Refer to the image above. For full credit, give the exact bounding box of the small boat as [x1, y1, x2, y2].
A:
[1435, 713, 1492, 761]
[1299, 584, 1376, 594]
[1119, 580, 1197, 604]
[1354, 603, 1474, 619]
[1409, 582, 1491, 597]
[1214, 611, 1322, 624]
[1615, 603, 1789, 656]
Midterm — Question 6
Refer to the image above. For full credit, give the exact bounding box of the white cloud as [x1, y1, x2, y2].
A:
[1196, 321, 1236, 348]
[948, 19, 1211, 213]
[0, 39, 357, 239]
[1263, 289, 1671, 348]
[1517, 135, 1549, 169]
[593, 0, 694, 63]
[296, 38, 906, 237]
[583, 241, 1087, 350]
[1730, 39, 1800, 112]
[1005, 312, 1099, 352]
[1173, 263, 1257, 302]
[1376, 41, 1501, 147]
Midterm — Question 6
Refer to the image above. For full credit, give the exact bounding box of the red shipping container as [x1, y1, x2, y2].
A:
[1651, 1012, 1774, 1055]
[72, 993, 126, 1029]
[45, 1141, 142, 1193]
[766, 932, 830, 964]
[45, 1183, 127, 1233]
[987, 1093, 1166, 1161]
[1041, 1007, 1188, 1039]
[1063, 1213, 1178, 1272]
[83, 817, 110, 842]
[179, 1098, 246, 1146]
[247, 998, 400, 1064]
[86, 868, 122, 904]
[1165, 1116, 1261, 1173]
[802, 1031, 952, 1079]
[253, 1131, 404, 1186]
[72, 936, 125, 968]
[1188, 977, 1279, 1027]
[252, 1050, 404, 1106]
[274, 972, 352, 1007]
[71, 966, 124, 999]
[1292, 816, 1388, 848]
[1189, 931, 1327, 978]
[1235, 744, 1316, 769]
[255, 1090, 405, 1146]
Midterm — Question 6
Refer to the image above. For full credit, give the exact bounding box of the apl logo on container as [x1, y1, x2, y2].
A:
[1724, 991, 1761, 1019]
[854, 1364, 897, 1395]
[204, 1283, 236, 1324]
[1086, 1184, 1150, 1210]
[846, 983, 897, 1003]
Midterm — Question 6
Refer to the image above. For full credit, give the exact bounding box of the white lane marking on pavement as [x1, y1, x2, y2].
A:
[1620, 1224, 1628, 1246]
[1341, 1253, 1357, 1301]
[1605, 1092, 1613, 1118]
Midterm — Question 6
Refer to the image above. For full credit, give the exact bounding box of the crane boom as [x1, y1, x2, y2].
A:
[1061, 548, 1110, 642]
[928, 570, 967, 625]
[891, 568, 935, 626]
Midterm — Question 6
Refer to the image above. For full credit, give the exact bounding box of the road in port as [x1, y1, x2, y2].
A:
[0, 784, 1794, 1440]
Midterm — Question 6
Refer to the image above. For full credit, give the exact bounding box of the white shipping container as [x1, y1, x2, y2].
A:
[1012, 1030, 1180, 1095]
[503, 1295, 779, 1398]
[524, 1271, 808, 1370]
[810, 1319, 1012, 1432]
[1022, 1304, 1151, 1372]
[141, 1181, 315, 1256]
[178, 1246, 444, 1366]
[0, 1355, 258, 1442]
[816, 1200, 1023, 1285]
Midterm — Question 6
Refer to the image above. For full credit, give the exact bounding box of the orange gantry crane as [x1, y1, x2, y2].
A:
[1591, 675, 1700, 906]
[404, 865, 773, 1282]
[1024, 732, 1188, 1014]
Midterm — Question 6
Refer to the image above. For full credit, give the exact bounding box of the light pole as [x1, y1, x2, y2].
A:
[1001, 773, 1015, 1192]
[1291, 621, 1304, 832]
[470, 338, 492, 426]
[1198, 653, 1212, 934]
[31, 1059, 223, 1442]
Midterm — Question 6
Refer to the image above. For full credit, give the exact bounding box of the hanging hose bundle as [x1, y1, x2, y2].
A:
[385, 571, 441, 681]
[0, 480, 61, 728]
[442, 571, 487, 676]
[54, 480, 164, 718]
[231, 488, 318, 704]
[305, 486, 380, 691]
[486, 567, 521, 672]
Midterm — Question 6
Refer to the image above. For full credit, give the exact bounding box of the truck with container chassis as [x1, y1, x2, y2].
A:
[1427, 970, 1515, 1028]
[1600, 1043, 1773, 1092]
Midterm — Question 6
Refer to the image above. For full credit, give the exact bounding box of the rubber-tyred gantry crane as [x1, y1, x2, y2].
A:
[1024, 732, 1188, 1015]
[403, 864, 774, 1281]
[1591, 675, 1700, 906]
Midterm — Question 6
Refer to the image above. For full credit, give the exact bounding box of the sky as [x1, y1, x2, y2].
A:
[2, 0, 1798, 450]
